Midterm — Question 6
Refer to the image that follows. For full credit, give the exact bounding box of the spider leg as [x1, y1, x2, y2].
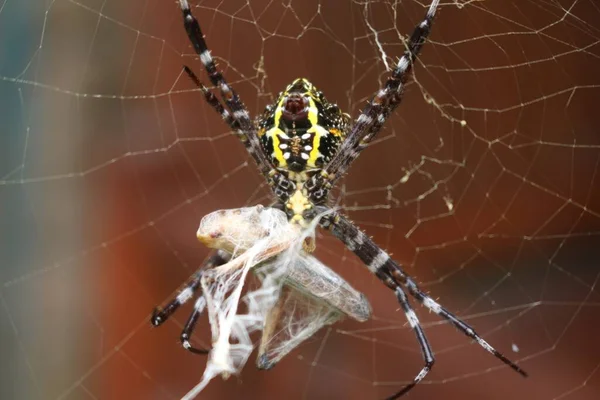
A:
[179, 1, 249, 127]
[180, 296, 209, 354]
[319, 210, 527, 395]
[179, 1, 279, 181]
[397, 269, 528, 378]
[307, 1, 439, 203]
[183, 66, 239, 131]
[150, 250, 230, 354]
[387, 287, 435, 399]
[330, 0, 439, 177]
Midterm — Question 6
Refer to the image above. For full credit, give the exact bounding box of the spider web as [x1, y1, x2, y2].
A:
[1, 0, 600, 399]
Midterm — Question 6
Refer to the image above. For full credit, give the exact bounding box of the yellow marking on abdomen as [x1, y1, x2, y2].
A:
[307, 125, 330, 167]
[267, 127, 287, 167]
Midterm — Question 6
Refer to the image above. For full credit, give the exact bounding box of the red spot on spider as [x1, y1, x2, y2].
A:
[282, 93, 309, 121]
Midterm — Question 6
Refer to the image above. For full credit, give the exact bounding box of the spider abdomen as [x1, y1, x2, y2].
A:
[257, 78, 348, 174]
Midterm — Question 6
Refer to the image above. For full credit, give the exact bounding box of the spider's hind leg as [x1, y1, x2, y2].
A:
[321, 211, 527, 397]
[385, 287, 435, 400]
[392, 266, 529, 378]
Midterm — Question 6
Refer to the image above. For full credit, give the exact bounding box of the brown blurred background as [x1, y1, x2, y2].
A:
[1, 1, 599, 399]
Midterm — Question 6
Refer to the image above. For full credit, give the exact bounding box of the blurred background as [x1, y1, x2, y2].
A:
[1, 0, 599, 399]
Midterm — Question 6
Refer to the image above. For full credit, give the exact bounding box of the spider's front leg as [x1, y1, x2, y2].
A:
[318, 210, 527, 399]
[179, 0, 289, 189]
[151, 250, 230, 354]
[306, 0, 440, 205]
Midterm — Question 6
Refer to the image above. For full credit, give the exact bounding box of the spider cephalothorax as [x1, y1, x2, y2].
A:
[152, 2, 527, 399]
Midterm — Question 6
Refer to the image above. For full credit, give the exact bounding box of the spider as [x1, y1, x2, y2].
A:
[151, 1, 528, 398]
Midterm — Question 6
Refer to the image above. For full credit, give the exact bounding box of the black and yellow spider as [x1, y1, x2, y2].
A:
[151, 1, 527, 398]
